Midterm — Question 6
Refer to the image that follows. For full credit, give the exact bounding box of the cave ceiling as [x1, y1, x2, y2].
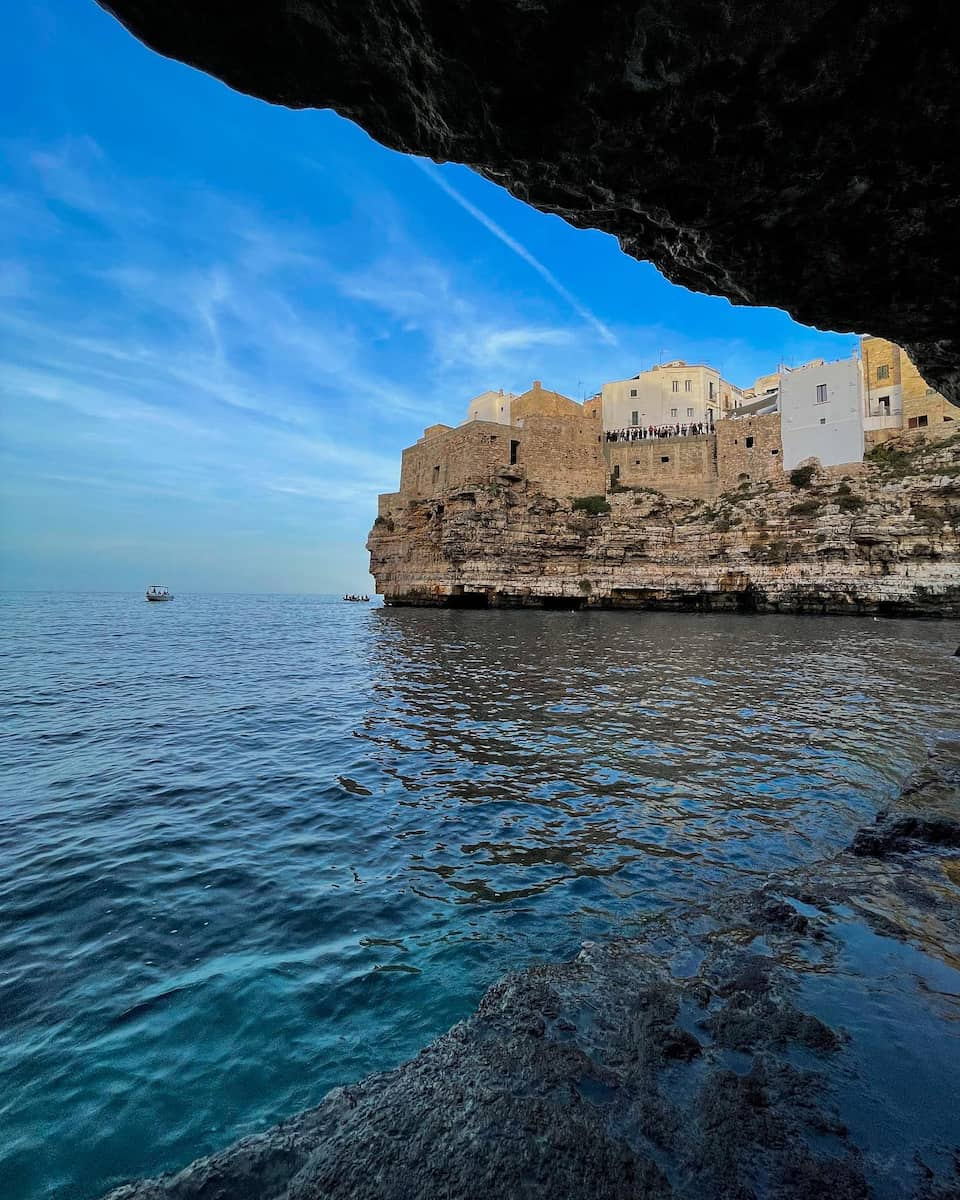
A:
[98, 1, 960, 397]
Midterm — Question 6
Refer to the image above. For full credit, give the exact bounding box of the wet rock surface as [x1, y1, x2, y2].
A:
[98, 0, 960, 395]
[102, 743, 960, 1200]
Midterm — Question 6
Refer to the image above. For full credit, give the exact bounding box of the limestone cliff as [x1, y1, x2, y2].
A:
[368, 435, 960, 617]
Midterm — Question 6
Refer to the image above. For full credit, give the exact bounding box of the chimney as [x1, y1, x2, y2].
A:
[532, 380, 542, 391]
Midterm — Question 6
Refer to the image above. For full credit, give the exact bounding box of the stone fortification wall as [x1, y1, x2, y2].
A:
[520, 413, 605, 499]
[369, 434, 960, 616]
[716, 413, 783, 489]
[399, 421, 516, 499]
[607, 435, 719, 500]
[396, 411, 604, 503]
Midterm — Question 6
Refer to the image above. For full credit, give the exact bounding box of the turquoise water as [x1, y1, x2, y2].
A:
[2, 593, 958, 1199]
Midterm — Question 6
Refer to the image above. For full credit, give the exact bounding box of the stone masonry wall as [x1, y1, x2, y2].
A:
[607, 435, 719, 499]
[511, 381, 584, 423]
[716, 412, 784, 489]
[518, 413, 606, 499]
[901, 350, 960, 431]
[399, 422, 516, 499]
[396, 413, 605, 504]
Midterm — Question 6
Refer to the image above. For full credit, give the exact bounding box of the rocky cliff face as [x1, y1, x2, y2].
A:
[99, 0, 960, 397]
[369, 437, 960, 617]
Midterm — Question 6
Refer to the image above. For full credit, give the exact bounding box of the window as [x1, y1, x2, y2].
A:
[672, 380, 680, 392]
[687, 407, 694, 418]
[771, 449, 780, 456]
[908, 417, 918, 429]
[631, 410, 639, 425]
[709, 381, 715, 399]
[670, 407, 678, 418]
[630, 388, 638, 397]
[918, 414, 929, 427]
[819, 417, 826, 425]
[432, 465, 441, 486]
[613, 464, 621, 479]
[877, 364, 890, 380]
[684, 379, 692, 392]
[746, 436, 754, 448]
[877, 395, 890, 412]
[509, 440, 519, 465]
[661, 455, 670, 464]
[816, 383, 828, 403]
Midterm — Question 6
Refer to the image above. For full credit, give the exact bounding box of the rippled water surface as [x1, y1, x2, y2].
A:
[3, 593, 959, 1199]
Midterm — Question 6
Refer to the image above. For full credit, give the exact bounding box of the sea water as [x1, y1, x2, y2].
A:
[2, 592, 958, 1199]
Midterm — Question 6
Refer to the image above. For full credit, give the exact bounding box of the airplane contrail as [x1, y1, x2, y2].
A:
[416, 159, 619, 347]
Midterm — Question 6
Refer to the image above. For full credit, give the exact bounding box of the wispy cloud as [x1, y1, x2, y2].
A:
[415, 159, 619, 348]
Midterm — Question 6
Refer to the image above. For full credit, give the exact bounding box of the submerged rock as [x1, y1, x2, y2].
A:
[101, 748, 960, 1200]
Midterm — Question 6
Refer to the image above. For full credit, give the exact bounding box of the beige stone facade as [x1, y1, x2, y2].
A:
[607, 435, 719, 500]
[395, 383, 605, 505]
[511, 380, 586, 423]
[716, 413, 784, 489]
[860, 336, 960, 434]
[601, 361, 744, 431]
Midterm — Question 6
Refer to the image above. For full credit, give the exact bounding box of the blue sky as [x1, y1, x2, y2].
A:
[1, 3, 860, 593]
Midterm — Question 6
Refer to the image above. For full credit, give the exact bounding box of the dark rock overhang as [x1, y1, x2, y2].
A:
[97, 1, 960, 399]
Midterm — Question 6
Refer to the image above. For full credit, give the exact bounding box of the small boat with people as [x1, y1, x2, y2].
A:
[342, 594, 370, 602]
[145, 584, 174, 602]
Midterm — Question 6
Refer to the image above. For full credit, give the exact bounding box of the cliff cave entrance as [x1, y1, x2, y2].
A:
[446, 588, 489, 609]
[540, 596, 583, 610]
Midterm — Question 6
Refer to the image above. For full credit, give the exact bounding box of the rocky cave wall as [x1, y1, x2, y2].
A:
[99, 0, 960, 397]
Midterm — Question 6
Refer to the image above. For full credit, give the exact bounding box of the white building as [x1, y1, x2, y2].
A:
[601, 361, 744, 431]
[463, 388, 515, 425]
[779, 354, 864, 470]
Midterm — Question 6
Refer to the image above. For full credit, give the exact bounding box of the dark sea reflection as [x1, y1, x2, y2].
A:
[1, 594, 958, 1200]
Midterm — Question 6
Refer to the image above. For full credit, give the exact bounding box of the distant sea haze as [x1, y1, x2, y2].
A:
[2, 593, 958, 1199]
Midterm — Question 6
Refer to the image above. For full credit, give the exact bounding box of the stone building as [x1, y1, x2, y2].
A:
[381, 340, 957, 526]
[383, 382, 605, 511]
[601, 361, 744, 431]
[860, 336, 960, 434]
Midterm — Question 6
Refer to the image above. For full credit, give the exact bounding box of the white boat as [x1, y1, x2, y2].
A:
[146, 584, 174, 602]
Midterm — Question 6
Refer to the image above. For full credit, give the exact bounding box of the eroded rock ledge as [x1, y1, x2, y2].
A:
[102, 743, 960, 1200]
[368, 435, 960, 615]
[98, 0, 960, 396]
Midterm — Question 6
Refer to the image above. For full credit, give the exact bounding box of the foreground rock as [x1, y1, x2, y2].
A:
[368, 435, 960, 615]
[98, 0, 960, 397]
[103, 744, 960, 1199]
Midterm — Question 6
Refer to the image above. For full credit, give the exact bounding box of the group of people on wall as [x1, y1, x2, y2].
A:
[605, 420, 714, 443]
